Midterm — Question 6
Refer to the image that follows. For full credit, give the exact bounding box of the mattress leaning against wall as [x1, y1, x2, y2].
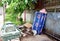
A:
[45, 12, 60, 40]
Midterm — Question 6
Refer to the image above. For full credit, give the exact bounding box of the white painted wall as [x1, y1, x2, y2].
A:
[21, 10, 35, 23]
[0, 7, 4, 30]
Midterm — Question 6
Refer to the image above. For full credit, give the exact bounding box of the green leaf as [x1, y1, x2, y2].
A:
[3, 0, 37, 25]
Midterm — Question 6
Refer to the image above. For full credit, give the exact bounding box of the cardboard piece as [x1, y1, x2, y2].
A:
[24, 23, 32, 28]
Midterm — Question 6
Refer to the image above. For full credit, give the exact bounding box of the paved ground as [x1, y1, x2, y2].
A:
[21, 35, 56, 41]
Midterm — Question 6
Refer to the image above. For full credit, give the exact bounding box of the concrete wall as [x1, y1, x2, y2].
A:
[22, 10, 35, 23]
[0, 7, 4, 30]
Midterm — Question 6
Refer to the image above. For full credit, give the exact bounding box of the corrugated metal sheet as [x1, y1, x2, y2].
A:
[45, 12, 60, 35]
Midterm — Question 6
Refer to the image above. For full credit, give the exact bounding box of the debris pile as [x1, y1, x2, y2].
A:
[19, 23, 33, 37]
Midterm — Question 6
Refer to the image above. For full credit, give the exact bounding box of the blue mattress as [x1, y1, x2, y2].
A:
[32, 11, 47, 34]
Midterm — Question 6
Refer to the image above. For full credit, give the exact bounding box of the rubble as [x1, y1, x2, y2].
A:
[19, 23, 33, 37]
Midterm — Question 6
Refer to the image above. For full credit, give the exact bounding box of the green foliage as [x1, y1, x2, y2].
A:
[0, 0, 3, 6]
[2, 0, 37, 25]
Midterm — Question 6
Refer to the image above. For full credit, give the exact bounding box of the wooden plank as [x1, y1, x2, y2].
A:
[45, 5, 60, 9]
